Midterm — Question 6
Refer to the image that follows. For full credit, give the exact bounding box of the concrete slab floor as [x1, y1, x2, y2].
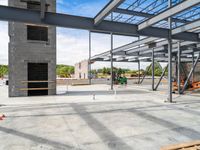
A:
[0, 84, 200, 150]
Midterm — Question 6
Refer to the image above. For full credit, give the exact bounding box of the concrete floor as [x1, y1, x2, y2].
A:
[0, 84, 200, 150]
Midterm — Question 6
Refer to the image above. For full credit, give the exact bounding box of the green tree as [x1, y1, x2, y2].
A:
[56, 65, 74, 78]
[145, 62, 163, 76]
[0, 65, 8, 78]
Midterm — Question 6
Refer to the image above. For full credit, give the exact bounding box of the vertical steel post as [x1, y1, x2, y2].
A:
[167, 0, 173, 102]
[152, 48, 155, 91]
[110, 13, 114, 90]
[175, 55, 178, 81]
[88, 31, 92, 85]
[138, 36, 141, 84]
[177, 42, 181, 94]
[110, 32, 114, 90]
[138, 60, 140, 84]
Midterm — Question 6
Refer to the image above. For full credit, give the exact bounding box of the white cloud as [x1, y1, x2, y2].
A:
[0, 22, 8, 65]
[0, 0, 8, 6]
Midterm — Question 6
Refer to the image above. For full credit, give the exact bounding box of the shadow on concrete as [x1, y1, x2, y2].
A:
[70, 103, 133, 150]
[5, 99, 200, 120]
[128, 108, 200, 140]
[0, 126, 75, 150]
[146, 100, 200, 121]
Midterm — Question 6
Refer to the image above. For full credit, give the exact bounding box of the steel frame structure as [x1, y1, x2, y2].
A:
[0, 0, 200, 102]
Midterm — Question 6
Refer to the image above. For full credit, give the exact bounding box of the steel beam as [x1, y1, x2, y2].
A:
[181, 53, 200, 94]
[172, 19, 200, 35]
[112, 37, 158, 55]
[154, 65, 168, 91]
[0, 6, 199, 41]
[138, 0, 200, 30]
[91, 41, 197, 62]
[114, 8, 189, 24]
[94, 0, 125, 25]
[126, 41, 197, 55]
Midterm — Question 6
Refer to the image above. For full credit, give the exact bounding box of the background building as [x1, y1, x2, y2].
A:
[75, 60, 89, 79]
[9, 0, 56, 97]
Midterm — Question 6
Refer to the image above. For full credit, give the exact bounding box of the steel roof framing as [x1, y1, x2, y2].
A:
[0, 5, 198, 41]
[138, 0, 200, 30]
[94, 0, 125, 25]
[172, 19, 200, 35]
[114, 8, 189, 24]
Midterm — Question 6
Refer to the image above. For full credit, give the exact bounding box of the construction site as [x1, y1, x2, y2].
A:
[0, 0, 200, 149]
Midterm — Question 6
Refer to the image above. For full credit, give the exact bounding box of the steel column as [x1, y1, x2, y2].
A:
[138, 36, 141, 84]
[154, 65, 168, 91]
[110, 32, 114, 90]
[138, 60, 140, 84]
[192, 50, 194, 82]
[89, 31, 92, 85]
[177, 42, 181, 94]
[167, 0, 173, 102]
[110, 13, 114, 90]
[152, 48, 155, 91]
[181, 53, 200, 94]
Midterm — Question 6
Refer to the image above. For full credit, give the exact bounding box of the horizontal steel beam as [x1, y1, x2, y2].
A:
[0, 6, 199, 41]
[94, 0, 125, 25]
[113, 37, 158, 53]
[91, 40, 198, 61]
[114, 8, 189, 24]
[138, 0, 200, 30]
[172, 19, 200, 35]
[91, 41, 199, 61]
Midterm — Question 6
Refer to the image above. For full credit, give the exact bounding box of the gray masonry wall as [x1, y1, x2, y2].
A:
[8, 0, 56, 97]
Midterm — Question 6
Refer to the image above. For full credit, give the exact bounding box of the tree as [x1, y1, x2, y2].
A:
[56, 65, 74, 78]
[0, 65, 8, 78]
[145, 62, 163, 76]
[102, 67, 111, 75]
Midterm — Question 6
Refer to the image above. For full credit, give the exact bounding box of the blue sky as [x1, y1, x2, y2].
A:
[0, 0, 153, 69]
[57, 0, 109, 17]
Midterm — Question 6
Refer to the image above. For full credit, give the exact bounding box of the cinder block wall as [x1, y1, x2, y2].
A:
[8, 0, 56, 97]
